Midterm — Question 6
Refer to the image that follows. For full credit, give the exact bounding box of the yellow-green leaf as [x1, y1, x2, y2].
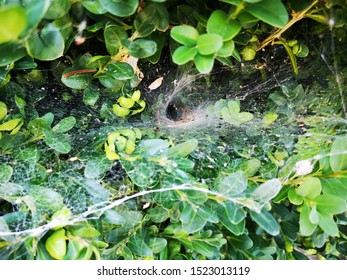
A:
[118, 96, 135, 109]
[0, 118, 21, 131]
[113, 104, 130, 117]
[45, 229, 67, 260]
[0, 102, 7, 120]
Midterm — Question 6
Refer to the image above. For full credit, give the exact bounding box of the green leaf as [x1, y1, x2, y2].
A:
[71, 225, 100, 239]
[107, 62, 134, 80]
[14, 95, 26, 116]
[23, 0, 50, 33]
[101, 0, 138, 17]
[84, 154, 112, 179]
[168, 139, 198, 157]
[197, 34, 223, 55]
[194, 54, 215, 74]
[170, 26, 199, 47]
[0, 102, 7, 121]
[217, 40, 235, 57]
[148, 238, 167, 254]
[26, 23, 64, 61]
[44, 0, 71, 19]
[318, 212, 338, 236]
[61, 68, 92, 89]
[83, 88, 100, 106]
[217, 202, 246, 235]
[245, 0, 289, 28]
[104, 24, 128, 55]
[207, 10, 241, 40]
[0, 182, 23, 197]
[330, 135, 347, 172]
[81, 179, 110, 204]
[148, 207, 170, 223]
[30, 186, 65, 213]
[296, 177, 321, 199]
[52, 116, 76, 134]
[113, 104, 130, 117]
[0, 118, 21, 131]
[127, 236, 152, 257]
[86, 55, 110, 69]
[0, 42, 26, 67]
[299, 203, 317, 236]
[103, 209, 126, 225]
[309, 205, 319, 224]
[0, 5, 27, 44]
[172, 46, 198, 65]
[81, 0, 107, 14]
[44, 129, 71, 154]
[0, 164, 13, 183]
[288, 188, 303, 205]
[45, 229, 66, 260]
[251, 179, 282, 207]
[250, 209, 280, 236]
[217, 171, 248, 196]
[126, 39, 157, 58]
[314, 194, 347, 215]
[320, 178, 347, 200]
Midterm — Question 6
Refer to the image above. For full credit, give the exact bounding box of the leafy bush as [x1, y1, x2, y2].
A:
[0, 0, 347, 260]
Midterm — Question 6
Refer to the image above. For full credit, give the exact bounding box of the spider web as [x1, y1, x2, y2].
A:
[0, 11, 346, 260]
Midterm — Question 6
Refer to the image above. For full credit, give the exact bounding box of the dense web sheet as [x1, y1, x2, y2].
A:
[0, 11, 347, 260]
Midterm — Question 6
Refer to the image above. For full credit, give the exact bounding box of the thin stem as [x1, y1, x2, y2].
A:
[257, 0, 319, 51]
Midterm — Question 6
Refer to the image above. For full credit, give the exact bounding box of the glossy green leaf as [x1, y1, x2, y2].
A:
[314, 194, 347, 215]
[296, 177, 321, 199]
[197, 34, 223, 55]
[99, 74, 124, 89]
[0, 5, 27, 44]
[14, 95, 26, 116]
[250, 209, 280, 236]
[107, 62, 134, 80]
[44, 129, 71, 154]
[172, 46, 198, 65]
[299, 203, 317, 236]
[330, 135, 347, 172]
[245, 0, 289, 28]
[320, 178, 347, 200]
[72, 225, 100, 239]
[127, 236, 152, 257]
[23, 0, 50, 33]
[52, 116, 76, 134]
[86, 55, 110, 69]
[207, 10, 241, 40]
[0, 42, 26, 67]
[194, 54, 215, 74]
[318, 212, 338, 236]
[81, 0, 107, 14]
[217, 202, 246, 235]
[288, 188, 303, 205]
[101, 0, 138, 17]
[126, 39, 157, 58]
[26, 23, 64, 61]
[44, 0, 71, 19]
[61, 68, 92, 89]
[0, 164, 13, 183]
[217, 40, 235, 57]
[170, 26, 199, 47]
[45, 229, 66, 260]
[104, 24, 128, 55]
